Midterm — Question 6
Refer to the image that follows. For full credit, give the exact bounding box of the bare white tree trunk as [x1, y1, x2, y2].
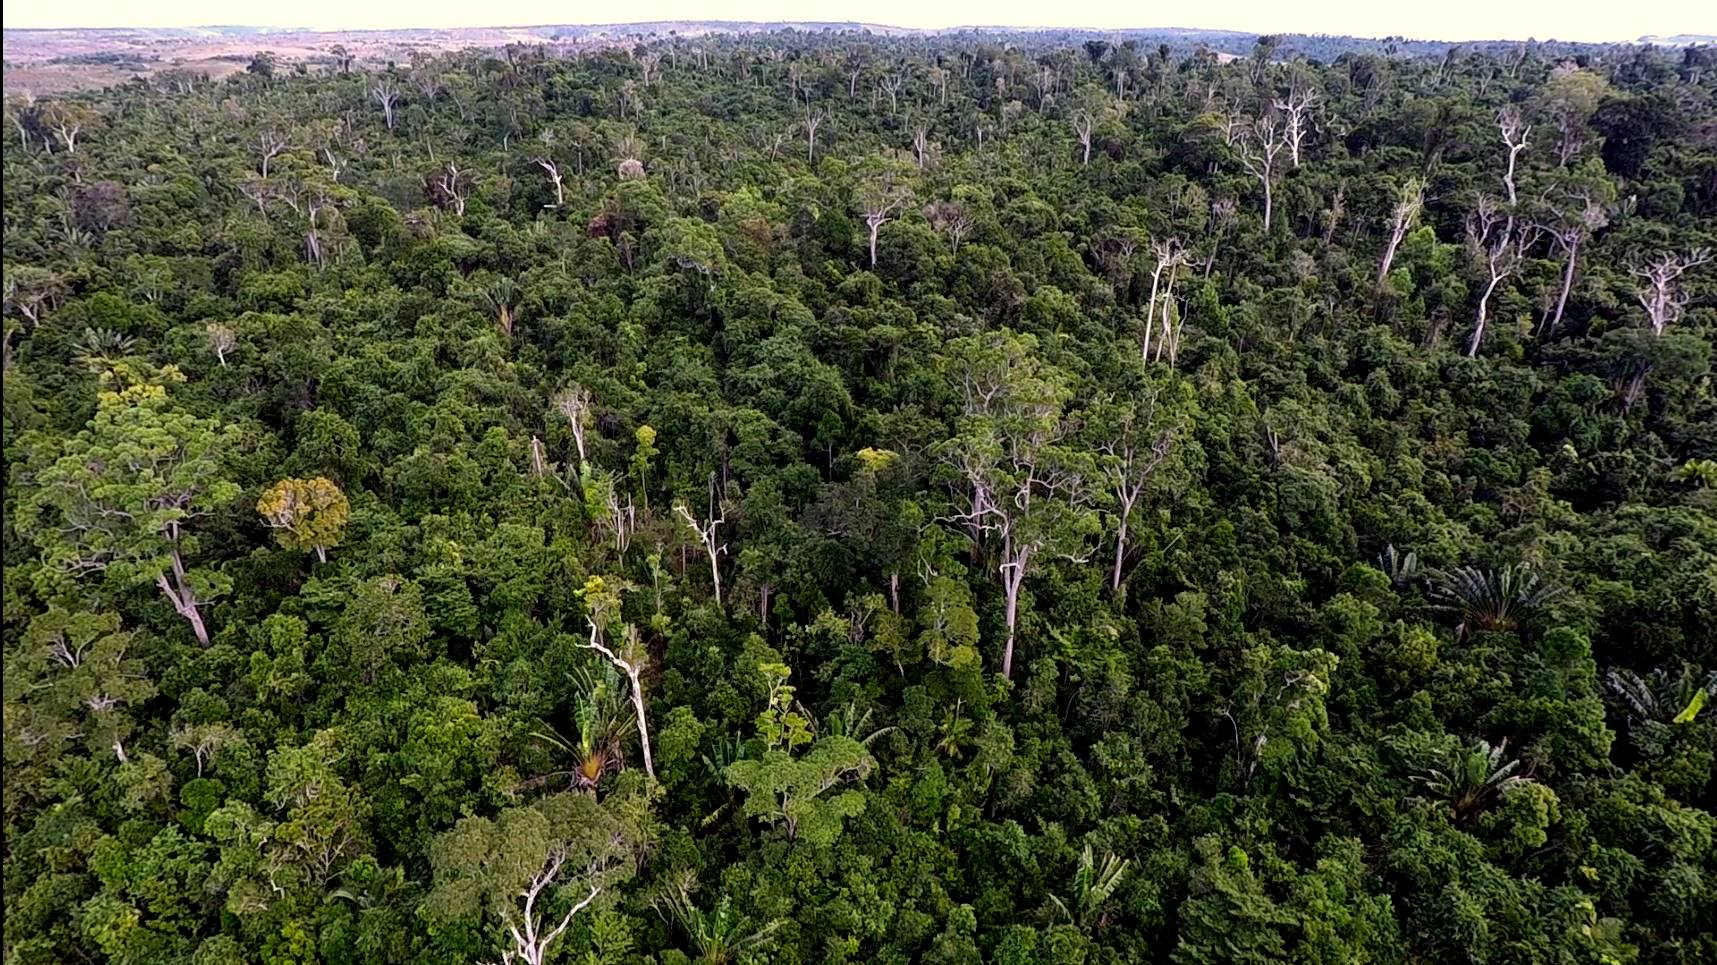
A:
[1497, 107, 1530, 206]
[1633, 248, 1713, 336]
[674, 491, 726, 607]
[1377, 178, 1425, 290]
[1465, 197, 1528, 357]
[581, 621, 655, 782]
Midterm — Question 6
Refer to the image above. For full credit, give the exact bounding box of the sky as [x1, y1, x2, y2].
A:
[2, 0, 1713, 43]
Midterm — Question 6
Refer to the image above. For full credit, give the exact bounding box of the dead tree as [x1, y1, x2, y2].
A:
[552, 384, 593, 466]
[1632, 248, 1712, 337]
[1497, 106, 1530, 206]
[804, 105, 829, 164]
[428, 162, 471, 215]
[205, 323, 236, 367]
[860, 178, 912, 270]
[257, 129, 289, 178]
[1142, 238, 1187, 363]
[1272, 88, 1319, 167]
[1100, 401, 1177, 592]
[911, 121, 931, 169]
[1465, 197, 1531, 357]
[673, 477, 727, 607]
[1073, 109, 1096, 167]
[1377, 177, 1426, 290]
[1538, 193, 1607, 335]
[880, 73, 905, 114]
[1203, 198, 1238, 278]
[924, 200, 974, 255]
[534, 155, 564, 208]
[580, 614, 655, 783]
[1031, 66, 1057, 110]
[371, 79, 401, 132]
[1236, 114, 1287, 232]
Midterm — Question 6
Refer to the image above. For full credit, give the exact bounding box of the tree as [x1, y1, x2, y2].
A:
[1272, 86, 1319, 167]
[38, 101, 98, 153]
[371, 78, 401, 131]
[940, 331, 1099, 678]
[674, 476, 727, 607]
[427, 790, 646, 965]
[551, 384, 593, 468]
[1536, 65, 1609, 166]
[1094, 379, 1185, 592]
[256, 476, 350, 562]
[1464, 196, 1531, 357]
[1632, 248, 1711, 337]
[1376, 177, 1425, 291]
[578, 575, 656, 782]
[858, 168, 912, 270]
[204, 322, 236, 367]
[19, 378, 241, 646]
[1496, 106, 1531, 206]
[1234, 113, 1288, 231]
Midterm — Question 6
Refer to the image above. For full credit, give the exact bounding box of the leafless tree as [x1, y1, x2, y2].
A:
[1465, 196, 1532, 357]
[257, 129, 289, 178]
[1497, 106, 1530, 206]
[1073, 109, 1096, 167]
[495, 853, 605, 965]
[1272, 87, 1319, 167]
[1142, 239, 1189, 365]
[428, 161, 471, 215]
[911, 121, 931, 169]
[924, 200, 974, 255]
[1235, 114, 1288, 231]
[371, 79, 401, 132]
[1203, 197, 1238, 278]
[238, 179, 274, 218]
[1100, 397, 1177, 592]
[1031, 66, 1057, 110]
[1537, 192, 1607, 334]
[580, 612, 655, 783]
[204, 323, 236, 367]
[880, 73, 905, 114]
[804, 104, 829, 164]
[552, 384, 593, 467]
[860, 176, 912, 270]
[1377, 177, 1426, 290]
[673, 476, 727, 607]
[638, 51, 663, 87]
[1632, 248, 1712, 337]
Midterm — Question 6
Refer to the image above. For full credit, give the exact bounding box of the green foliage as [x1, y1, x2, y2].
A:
[4, 28, 1714, 965]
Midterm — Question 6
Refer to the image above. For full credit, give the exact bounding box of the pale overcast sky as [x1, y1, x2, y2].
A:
[2, 0, 1713, 44]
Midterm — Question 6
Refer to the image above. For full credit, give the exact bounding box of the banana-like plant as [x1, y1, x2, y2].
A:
[1377, 543, 1423, 587]
[653, 874, 784, 964]
[1049, 844, 1131, 930]
[1430, 563, 1559, 634]
[1415, 738, 1533, 822]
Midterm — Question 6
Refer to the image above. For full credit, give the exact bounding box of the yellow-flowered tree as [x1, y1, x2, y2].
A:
[257, 476, 350, 563]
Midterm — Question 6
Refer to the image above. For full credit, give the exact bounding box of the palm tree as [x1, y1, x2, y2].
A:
[1416, 738, 1532, 822]
[1431, 563, 1559, 634]
[476, 277, 519, 337]
[532, 663, 633, 790]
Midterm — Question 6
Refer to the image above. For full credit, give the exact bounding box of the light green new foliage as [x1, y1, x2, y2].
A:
[724, 738, 874, 847]
[725, 662, 874, 845]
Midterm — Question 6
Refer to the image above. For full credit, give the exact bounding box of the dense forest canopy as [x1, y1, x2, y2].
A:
[4, 27, 1717, 965]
